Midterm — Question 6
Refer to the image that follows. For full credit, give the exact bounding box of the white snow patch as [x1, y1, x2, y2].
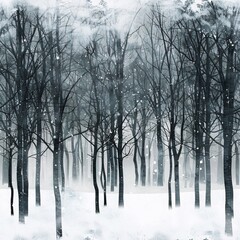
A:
[0, 188, 240, 239]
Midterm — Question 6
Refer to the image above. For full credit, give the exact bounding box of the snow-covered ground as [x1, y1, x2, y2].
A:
[1, 187, 240, 240]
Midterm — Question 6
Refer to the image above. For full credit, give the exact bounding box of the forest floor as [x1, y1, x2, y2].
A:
[0, 187, 240, 240]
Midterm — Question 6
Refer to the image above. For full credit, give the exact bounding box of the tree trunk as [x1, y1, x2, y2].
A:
[92, 131, 100, 213]
[157, 118, 164, 186]
[195, 132, 200, 208]
[183, 144, 189, 188]
[205, 35, 211, 207]
[100, 143, 107, 206]
[109, 77, 115, 191]
[147, 137, 152, 186]
[133, 137, 139, 186]
[109, 146, 115, 192]
[235, 143, 239, 185]
[194, 50, 202, 208]
[22, 142, 29, 217]
[222, 42, 235, 236]
[64, 143, 70, 181]
[8, 138, 14, 215]
[106, 141, 111, 186]
[106, 142, 111, 185]
[114, 147, 118, 187]
[72, 134, 78, 181]
[117, 89, 124, 206]
[79, 135, 84, 182]
[223, 135, 234, 236]
[53, 140, 63, 238]
[59, 129, 65, 192]
[17, 126, 24, 223]
[168, 145, 173, 209]
[116, 38, 124, 207]
[36, 104, 42, 206]
[174, 154, 180, 206]
[16, 8, 25, 224]
[132, 74, 139, 186]
[49, 29, 63, 238]
[140, 105, 146, 186]
[217, 136, 223, 184]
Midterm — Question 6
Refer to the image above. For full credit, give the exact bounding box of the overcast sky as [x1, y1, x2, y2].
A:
[0, 0, 238, 15]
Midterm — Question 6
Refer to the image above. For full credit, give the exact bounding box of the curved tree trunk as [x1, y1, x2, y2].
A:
[100, 143, 107, 206]
[235, 143, 239, 186]
[168, 145, 173, 209]
[8, 139, 14, 215]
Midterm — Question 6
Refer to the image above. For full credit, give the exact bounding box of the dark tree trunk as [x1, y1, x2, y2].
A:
[6, 88, 14, 215]
[140, 134, 146, 186]
[92, 131, 100, 213]
[156, 118, 164, 186]
[223, 135, 234, 236]
[132, 73, 139, 186]
[205, 137, 211, 206]
[59, 129, 65, 192]
[140, 104, 146, 186]
[72, 134, 78, 181]
[49, 30, 63, 238]
[205, 35, 211, 207]
[8, 138, 14, 216]
[92, 95, 100, 213]
[16, 9, 25, 224]
[169, 73, 184, 207]
[53, 140, 63, 238]
[147, 137, 152, 186]
[35, 20, 46, 207]
[133, 135, 139, 186]
[64, 143, 70, 181]
[109, 78, 115, 191]
[217, 137, 223, 184]
[170, 86, 183, 207]
[222, 41, 235, 236]
[100, 143, 107, 206]
[114, 147, 118, 187]
[79, 135, 84, 182]
[20, 93, 29, 218]
[199, 115, 205, 183]
[174, 153, 180, 206]
[17, 127, 24, 223]
[117, 93, 124, 206]
[194, 50, 202, 208]
[118, 144, 124, 207]
[194, 129, 200, 208]
[116, 38, 124, 207]
[109, 147, 115, 192]
[35, 104, 42, 206]
[89, 46, 101, 213]
[106, 142, 111, 185]
[183, 144, 189, 188]
[22, 83, 29, 217]
[2, 111, 9, 185]
[22, 142, 29, 217]
[168, 145, 173, 209]
[235, 143, 239, 185]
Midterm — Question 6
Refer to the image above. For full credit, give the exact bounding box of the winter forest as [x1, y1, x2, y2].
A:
[1, 0, 240, 239]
